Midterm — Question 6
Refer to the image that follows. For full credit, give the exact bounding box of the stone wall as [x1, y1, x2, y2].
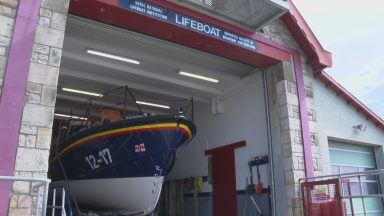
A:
[263, 19, 323, 216]
[0, 0, 18, 97]
[7, 0, 69, 215]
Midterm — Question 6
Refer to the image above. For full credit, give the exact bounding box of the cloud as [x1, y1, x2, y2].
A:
[293, 0, 384, 118]
[342, 55, 384, 97]
[359, 87, 384, 119]
[332, 55, 384, 119]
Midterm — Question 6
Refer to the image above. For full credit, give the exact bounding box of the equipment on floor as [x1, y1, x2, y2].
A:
[243, 177, 263, 216]
[251, 156, 268, 195]
[242, 155, 270, 216]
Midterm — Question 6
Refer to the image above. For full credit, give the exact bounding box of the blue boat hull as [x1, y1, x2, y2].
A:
[48, 115, 195, 213]
[49, 115, 195, 181]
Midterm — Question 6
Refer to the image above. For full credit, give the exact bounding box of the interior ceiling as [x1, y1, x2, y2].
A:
[57, 15, 260, 117]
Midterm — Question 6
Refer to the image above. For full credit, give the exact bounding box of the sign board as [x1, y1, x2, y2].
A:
[119, 0, 257, 51]
[311, 189, 328, 204]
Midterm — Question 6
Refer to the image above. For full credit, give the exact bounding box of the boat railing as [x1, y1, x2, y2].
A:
[0, 176, 50, 216]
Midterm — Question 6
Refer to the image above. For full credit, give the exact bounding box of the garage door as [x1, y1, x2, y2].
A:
[329, 140, 383, 215]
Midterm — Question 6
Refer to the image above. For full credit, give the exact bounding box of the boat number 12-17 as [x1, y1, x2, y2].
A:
[85, 148, 113, 170]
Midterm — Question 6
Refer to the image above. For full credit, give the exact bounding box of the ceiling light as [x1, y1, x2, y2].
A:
[178, 71, 219, 83]
[54, 113, 88, 120]
[62, 88, 103, 97]
[86, 49, 140, 65]
[136, 101, 170, 109]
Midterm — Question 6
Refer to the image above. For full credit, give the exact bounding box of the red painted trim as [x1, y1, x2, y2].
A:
[0, 0, 41, 215]
[315, 71, 384, 130]
[292, 53, 314, 177]
[281, 0, 332, 71]
[210, 149, 237, 216]
[69, 0, 291, 68]
[205, 140, 246, 155]
[255, 31, 315, 177]
[205, 141, 245, 216]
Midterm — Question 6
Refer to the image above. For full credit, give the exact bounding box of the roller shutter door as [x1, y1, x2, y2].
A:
[329, 140, 382, 215]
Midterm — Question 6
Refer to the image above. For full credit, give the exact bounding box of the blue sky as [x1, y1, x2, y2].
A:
[292, 0, 384, 119]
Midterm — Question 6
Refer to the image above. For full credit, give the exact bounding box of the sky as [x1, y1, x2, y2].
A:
[292, 0, 384, 119]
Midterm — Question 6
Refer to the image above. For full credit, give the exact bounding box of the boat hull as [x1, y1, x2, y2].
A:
[55, 176, 164, 215]
[49, 115, 195, 214]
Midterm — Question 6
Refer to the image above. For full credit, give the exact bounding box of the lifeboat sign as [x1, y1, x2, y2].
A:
[119, 0, 257, 51]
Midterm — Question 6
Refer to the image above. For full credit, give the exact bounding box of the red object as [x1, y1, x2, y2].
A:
[301, 178, 351, 216]
[320, 202, 331, 216]
[101, 109, 121, 123]
[255, 156, 264, 195]
[255, 182, 263, 195]
[320, 200, 347, 216]
[134, 143, 146, 153]
[205, 141, 246, 216]
[69, 0, 292, 68]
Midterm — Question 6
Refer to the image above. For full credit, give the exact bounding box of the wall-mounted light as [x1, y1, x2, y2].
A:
[86, 49, 140, 65]
[178, 71, 219, 83]
[62, 88, 103, 97]
[353, 124, 367, 134]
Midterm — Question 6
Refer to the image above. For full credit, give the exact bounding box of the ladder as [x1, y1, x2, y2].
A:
[47, 185, 73, 216]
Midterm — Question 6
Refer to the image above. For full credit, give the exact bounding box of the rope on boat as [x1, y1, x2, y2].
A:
[57, 85, 195, 122]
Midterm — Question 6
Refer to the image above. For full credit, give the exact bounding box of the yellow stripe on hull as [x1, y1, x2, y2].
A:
[50, 123, 192, 163]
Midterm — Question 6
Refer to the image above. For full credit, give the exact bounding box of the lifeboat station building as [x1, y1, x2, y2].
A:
[0, 0, 384, 215]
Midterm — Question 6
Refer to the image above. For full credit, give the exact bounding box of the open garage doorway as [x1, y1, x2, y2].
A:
[49, 15, 273, 216]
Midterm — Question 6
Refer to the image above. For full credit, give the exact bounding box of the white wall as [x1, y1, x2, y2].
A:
[168, 72, 270, 191]
[314, 79, 384, 174]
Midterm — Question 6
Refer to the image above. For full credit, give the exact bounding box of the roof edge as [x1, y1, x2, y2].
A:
[315, 71, 384, 130]
[281, 0, 332, 71]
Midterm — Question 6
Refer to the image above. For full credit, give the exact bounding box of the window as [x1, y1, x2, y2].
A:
[331, 165, 379, 196]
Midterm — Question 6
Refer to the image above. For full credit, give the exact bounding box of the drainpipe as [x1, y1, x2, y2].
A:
[262, 69, 276, 215]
